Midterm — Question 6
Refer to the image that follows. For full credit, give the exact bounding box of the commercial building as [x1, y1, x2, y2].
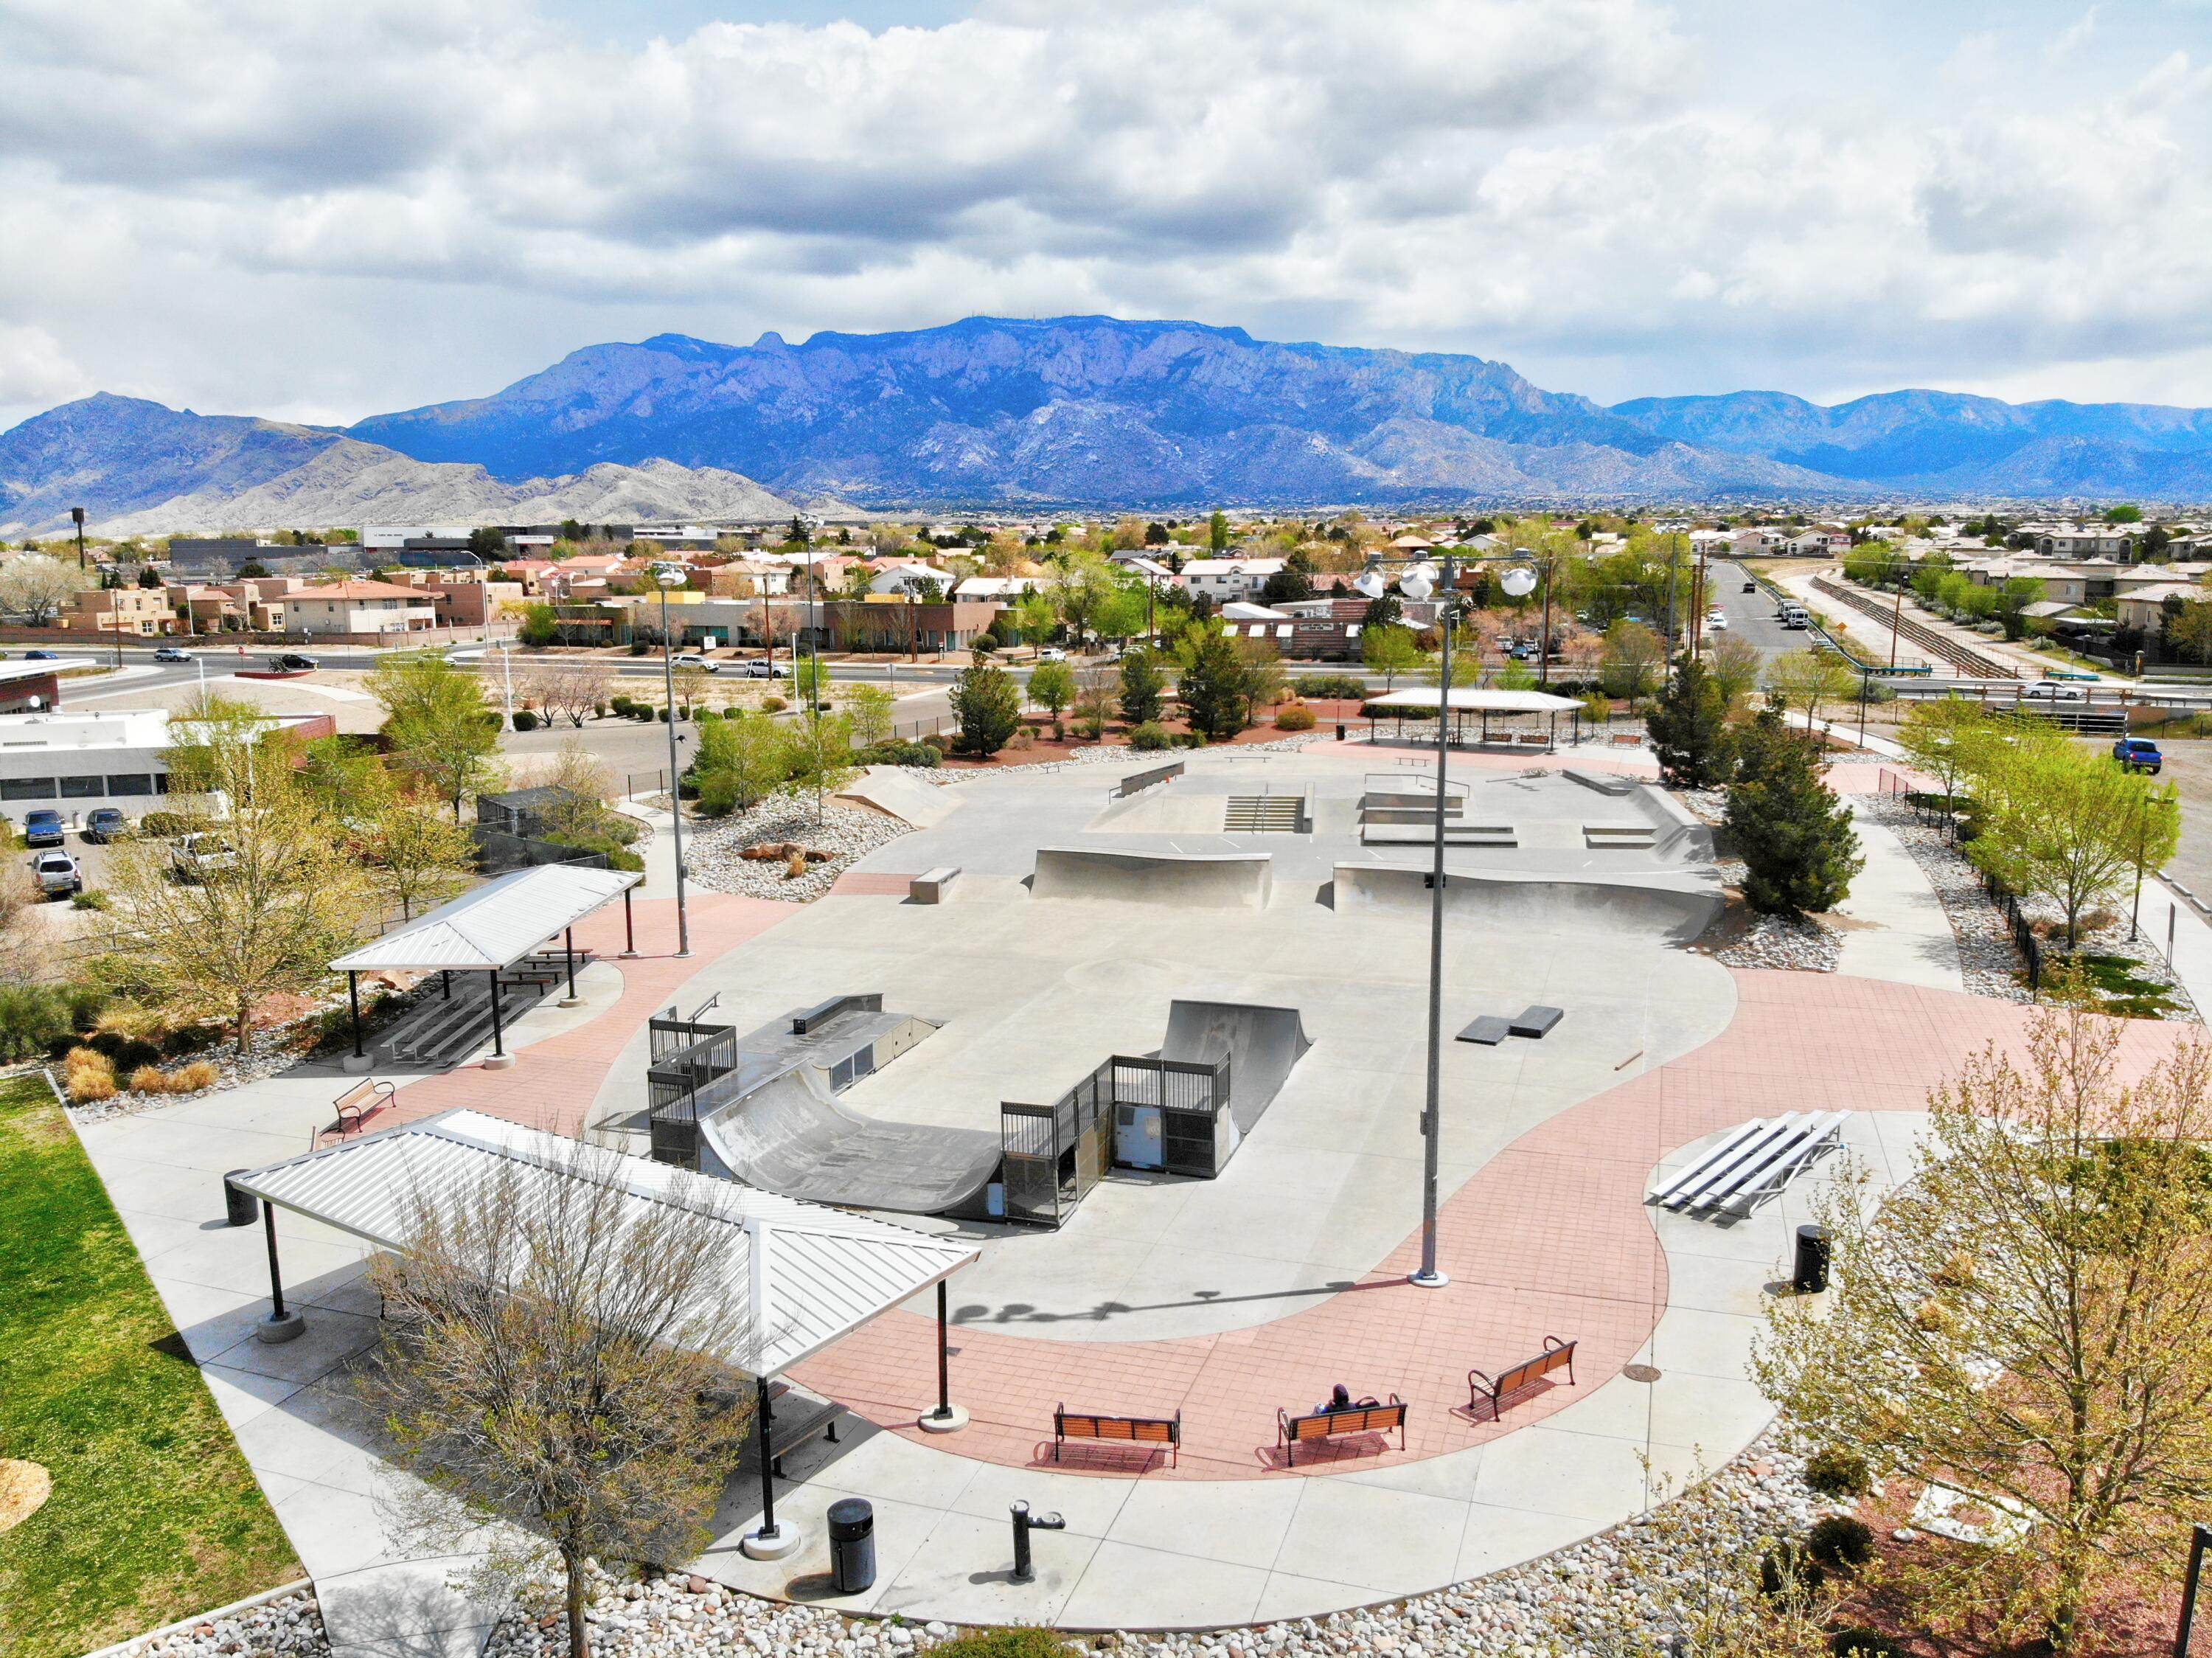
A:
[0, 708, 335, 827]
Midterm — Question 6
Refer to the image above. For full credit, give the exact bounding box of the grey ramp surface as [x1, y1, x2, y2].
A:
[1159, 999, 1313, 1134]
[1333, 861, 1722, 945]
[697, 1068, 1002, 1215]
[1032, 845, 1273, 909]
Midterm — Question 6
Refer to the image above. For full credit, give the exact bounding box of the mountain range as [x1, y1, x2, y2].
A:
[5, 315, 2211, 534]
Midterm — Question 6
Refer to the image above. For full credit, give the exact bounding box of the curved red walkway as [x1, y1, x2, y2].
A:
[789, 972, 2195, 1480]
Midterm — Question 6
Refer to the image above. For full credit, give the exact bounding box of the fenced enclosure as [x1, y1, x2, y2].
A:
[645, 1013, 740, 1168]
[998, 1050, 1234, 1228]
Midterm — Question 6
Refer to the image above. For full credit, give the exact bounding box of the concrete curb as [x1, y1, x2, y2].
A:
[77, 1578, 316, 1658]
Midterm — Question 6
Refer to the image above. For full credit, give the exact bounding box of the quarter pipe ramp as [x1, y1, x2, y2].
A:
[1159, 999, 1313, 1134]
[696, 1068, 1003, 1215]
[1033, 846, 1273, 909]
[1332, 862, 1722, 945]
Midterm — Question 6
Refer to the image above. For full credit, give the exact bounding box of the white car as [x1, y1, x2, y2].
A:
[1036, 647, 1069, 662]
[29, 850, 81, 898]
[670, 653, 723, 673]
[731, 658, 789, 679]
[2021, 680, 2088, 704]
[1705, 611, 1728, 631]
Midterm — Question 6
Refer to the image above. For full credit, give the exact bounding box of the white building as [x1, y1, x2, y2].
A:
[287, 580, 441, 637]
[362, 526, 470, 552]
[0, 708, 333, 827]
[1180, 558, 1286, 600]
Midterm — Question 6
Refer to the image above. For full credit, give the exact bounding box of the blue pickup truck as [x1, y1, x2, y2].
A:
[2113, 736, 2163, 774]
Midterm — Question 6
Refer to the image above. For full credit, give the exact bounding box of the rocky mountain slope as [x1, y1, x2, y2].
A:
[9, 316, 2212, 532]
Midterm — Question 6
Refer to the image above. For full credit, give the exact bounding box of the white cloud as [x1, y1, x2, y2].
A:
[0, 0, 2208, 427]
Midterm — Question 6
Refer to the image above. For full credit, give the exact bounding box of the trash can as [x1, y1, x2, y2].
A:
[1335, 722, 1346, 741]
[1793, 1224, 1831, 1294]
[223, 1171, 259, 1228]
[827, 1498, 875, 1593]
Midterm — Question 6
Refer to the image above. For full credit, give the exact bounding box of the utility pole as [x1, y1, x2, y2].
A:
[653, 566, 692, 959]
[72, 506, 86, 571]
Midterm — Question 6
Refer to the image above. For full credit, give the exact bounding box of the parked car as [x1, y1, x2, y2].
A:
[81, 807, 128, 843]
[29, 850, 81, 899]
[732, 658, 789, 678]
[1704, 612, 1729, 631]
[22, 809, 64, 847]
[2114, 735, 2164, 774]
[152, 646, 194, 664]
[671, 653, 723, 673]
[1036, 647, 1069, 662]
[22, 649, 58, 661]
[170, 831, 238, 882]
[272, 652, 319, 671]
[2021, 680, 2088, 705]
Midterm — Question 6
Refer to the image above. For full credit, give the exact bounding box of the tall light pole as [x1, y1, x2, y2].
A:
[71, 507, 86, 572]
[653, 563, 692, 959]
[1354, 545, 1542, 1290]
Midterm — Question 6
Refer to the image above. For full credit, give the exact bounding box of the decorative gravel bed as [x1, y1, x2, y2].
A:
[683, 797, 918, 902]
[472, 1432, 1829, 1658]
[62, 1015, 334, 1126]
[109, 1585, 327, 1658]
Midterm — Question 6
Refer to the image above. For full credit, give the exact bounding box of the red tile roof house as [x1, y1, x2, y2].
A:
[285, 580, 440, 640]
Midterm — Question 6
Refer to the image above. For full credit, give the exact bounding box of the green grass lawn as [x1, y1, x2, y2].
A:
[0, 1074, 298, 1656]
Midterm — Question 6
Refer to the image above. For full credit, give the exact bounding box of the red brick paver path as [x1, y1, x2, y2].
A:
[363, 892, 798, 1137]
[789, 972, 2197, 1480]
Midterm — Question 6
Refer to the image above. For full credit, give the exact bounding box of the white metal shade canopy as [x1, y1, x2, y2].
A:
[1364, 687, 1583, 714]
[229, 1109, 980, 1375]
[330, 864, 643, 975]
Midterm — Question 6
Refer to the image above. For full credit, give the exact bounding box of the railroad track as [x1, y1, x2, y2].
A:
[1809, 577, 2019, 679]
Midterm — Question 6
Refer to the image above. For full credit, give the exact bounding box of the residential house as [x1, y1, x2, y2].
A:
[286, 580, 440, 638]
[1180, 558, 1287, 601]
[68, 586, 171, 637]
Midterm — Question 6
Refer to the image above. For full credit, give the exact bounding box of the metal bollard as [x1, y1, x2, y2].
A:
[1009, 1499, 1065, 1583]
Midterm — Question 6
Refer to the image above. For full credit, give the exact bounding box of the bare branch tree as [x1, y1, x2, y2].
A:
[361, 1136, 763, 1658]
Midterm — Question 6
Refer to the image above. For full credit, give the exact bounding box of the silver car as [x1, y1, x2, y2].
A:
[30, 850, 82, 898]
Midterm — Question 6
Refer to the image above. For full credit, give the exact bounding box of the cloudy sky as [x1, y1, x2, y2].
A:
[2, 0, 2209, 432]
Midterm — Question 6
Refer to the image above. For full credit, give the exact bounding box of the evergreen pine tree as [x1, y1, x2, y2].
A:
[1646, 652, 1737, 787]
[949, 663, 1021, 756]
[1118, 648, 1165, 725]
[1725, 707, 1863, 916]
[1175, 633, 1249, 739]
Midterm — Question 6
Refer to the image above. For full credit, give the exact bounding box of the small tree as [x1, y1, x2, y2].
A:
[1706, 634, 1762, 710]
[1599, 618, 1664, 700]
[949, 663, 1021, 756]
[1969, 743, 2180, 948]
[1896, 696, 1997, 805]
[1071, 664, 1117, 740]
[670, 663, 710, 718]
[846, 683, 896, 749]
[1756, 990, 2212, 1652]
[1995, 575, 2046, 642]
[692, 712, 790, 816]
[362, 1135, 762, 1658]
[0, 554, 83, 624]
[524, 660, 612, 729]
[1208, 509, 1231, 553]
[1645, 653, 1737, 788]
[1117, 648, 1165, 725]
[517, 603, 559, 648]
[359, 797, 477, 921]
[783, 708, 854, 822]
[1762, 646, 1859, 734]
[1174, 631, 1250, 739]
[1232, 639, 1287, 724]
[1027, 659, 1076, 735]
[1361, 623, 1421, 690]
[1725, 707, 1861, 915]
[369, 656, 503, 819]
[108, 732, 371, 1054]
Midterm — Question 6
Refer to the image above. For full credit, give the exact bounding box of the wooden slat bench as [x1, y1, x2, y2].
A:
[1467, 1336, 1576, 1420]
[1054, 1404, 1180, 1466]
[726, 1382, 844, 1479]
[1276, 1395, 1407, 1466]
[335, 1078, 395, 1136]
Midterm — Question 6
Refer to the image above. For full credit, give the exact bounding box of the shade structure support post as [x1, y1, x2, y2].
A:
[621, 885, 637, 958]
[348, 971, 363, 1057]
[255, 1201, 303, 1343]
[919, 1277, 970, 1432]
[561, 926, 580, 1006]
[740, 1374, 801, 1558]
[1413, 553, 1453, 1290]
[484, 969, 513, 1069]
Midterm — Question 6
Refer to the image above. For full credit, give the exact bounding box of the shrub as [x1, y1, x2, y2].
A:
[920, 730, 949, 751]
[127, 1064, 170, 1094]
[511, 709, 540, 732]
[0, 984, 73, 1061]
[1006, 726, 1034, 749]
[856, 740, 940, 769]
[1806, 1514, 1875, 1573]
[1802, 1444, 1871, 1499]
[137, 811, 199, 839]
[1293, 674, 1365, 700]
[928, 1630, 1071, 1658]
[593, 702, 610, 718]
[1829, 1628, 1904, 1658]
[628, 640, 651, 656]
[1273, 703, 1315, 732]
[1127, 721, 1171, 752]
[1171, 729, 1208, 749]
[71, 889, 108, 910]
[1758, 1538, 1825, 1598]
[62, 1046, 116, 1103]
[762, 696, 787, 712]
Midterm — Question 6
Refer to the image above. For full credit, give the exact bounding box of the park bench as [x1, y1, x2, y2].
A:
[334, 1077, 396, 1137]
[1054, 1404, 1181, 1466]
[1276, 1395, 1407, 1466]
[1467, 1336, 1576, 1420]
[724, 1381, 844, 1478]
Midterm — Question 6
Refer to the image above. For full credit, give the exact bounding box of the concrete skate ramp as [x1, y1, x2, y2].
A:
[697, 1067, 1002, 1215]
[1161, 999, 1313, 1134]
[1332, 862, 1720, 945]
[1034, 846, 1273, 909]
[835, 765, 960, 829]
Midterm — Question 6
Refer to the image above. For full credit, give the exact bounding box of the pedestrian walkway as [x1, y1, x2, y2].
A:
[1832, 802, 1964, 993]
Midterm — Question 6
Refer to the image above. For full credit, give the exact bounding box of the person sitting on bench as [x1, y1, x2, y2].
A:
[1312, 1384, 1380, 1415]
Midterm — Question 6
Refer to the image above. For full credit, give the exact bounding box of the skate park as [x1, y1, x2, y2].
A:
[78, 735, 2110, 1633]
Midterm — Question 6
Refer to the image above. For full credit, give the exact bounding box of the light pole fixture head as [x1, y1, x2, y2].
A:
[652, 562, 686, 590]
[1500, 565, 1539, 599]
[1352, 568, 1387, 600]
[1400, 562, 1436, 602]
